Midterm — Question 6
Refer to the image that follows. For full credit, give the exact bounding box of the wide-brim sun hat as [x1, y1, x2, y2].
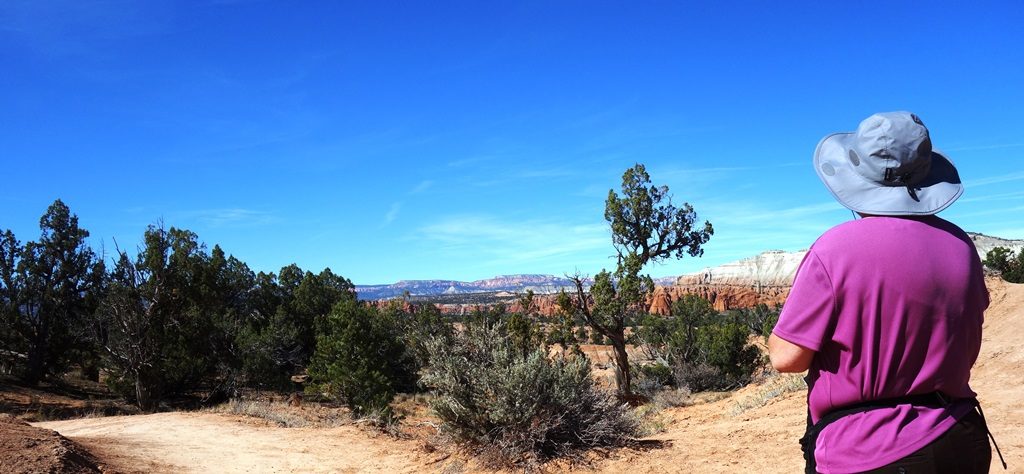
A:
[814, 111, 963, 216]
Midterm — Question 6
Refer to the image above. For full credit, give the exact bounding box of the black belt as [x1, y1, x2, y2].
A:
[800, 391, 1007, 473]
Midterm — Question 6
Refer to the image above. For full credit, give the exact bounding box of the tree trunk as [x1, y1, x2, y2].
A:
[609, 331, 631, 395]
[24, 343, 46, 386]
[82, 364, 100, 382]
[135, 371, 156, 412]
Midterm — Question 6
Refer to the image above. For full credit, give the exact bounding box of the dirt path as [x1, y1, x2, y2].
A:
[32, 279, 1024, 473]
[37, 412, 435, 473]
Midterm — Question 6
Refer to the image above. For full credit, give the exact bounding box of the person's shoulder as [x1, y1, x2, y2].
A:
[810, 219, 868, 250]
[812, 216, 973, 251]
[921, 216, 980, 254]
[923, 215, 971, 239]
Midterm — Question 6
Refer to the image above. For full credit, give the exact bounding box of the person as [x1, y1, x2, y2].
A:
[767, 111, 1005, 473]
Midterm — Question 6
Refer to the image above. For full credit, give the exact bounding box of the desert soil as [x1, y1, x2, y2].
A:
[0, 414, 101, 473]
[26, 278, 1024, 473]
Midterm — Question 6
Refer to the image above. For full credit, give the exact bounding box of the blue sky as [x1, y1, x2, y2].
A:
[1, 1, 1022, 284]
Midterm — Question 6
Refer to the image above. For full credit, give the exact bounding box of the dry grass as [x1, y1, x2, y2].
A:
[635, 387, 693, 436]
[727, 373, 806, 416]
[392, 392, 433, 420]
[0, 374, 136, 422]
[650, 387, 692, 409]
[210, 398, 351, 428]
[635, 403, 671, 436]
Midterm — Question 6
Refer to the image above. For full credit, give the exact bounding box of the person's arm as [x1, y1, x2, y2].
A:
[770, 250, 833, 373]
[767, 333, 815, 373]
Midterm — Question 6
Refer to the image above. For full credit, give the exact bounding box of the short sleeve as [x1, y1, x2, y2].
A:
[773, 250, 835, 352]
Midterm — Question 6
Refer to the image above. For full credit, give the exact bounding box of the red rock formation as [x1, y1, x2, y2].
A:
[648, 284, 790, 314]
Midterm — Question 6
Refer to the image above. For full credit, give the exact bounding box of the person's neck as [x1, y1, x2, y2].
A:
[856, 213, 933, 220]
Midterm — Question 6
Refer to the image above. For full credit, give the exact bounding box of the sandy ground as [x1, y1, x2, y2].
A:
[0, 414, 101, 473]
[36, 411, 440, 473]
[32, 278, 1024, 473]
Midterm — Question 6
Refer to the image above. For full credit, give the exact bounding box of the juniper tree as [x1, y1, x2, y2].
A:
[307, 299, 414, 419]
[562, 164, 712, 394]
[2, 200, 103, 385]
[97, 224, 209, 410]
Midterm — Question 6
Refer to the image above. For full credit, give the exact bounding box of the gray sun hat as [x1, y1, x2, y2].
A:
[814, 111, 963, 216]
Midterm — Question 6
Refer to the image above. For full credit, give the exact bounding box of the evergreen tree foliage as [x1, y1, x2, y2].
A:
[636, 295, 761, 391]
[307, 299, 414, 419]
[201, 245, 258, 399]
[0, 200, 103, 385]
[389, 302, 452, 384]
[96, 224, 212, 410]
[0, 230, 24, 371]
[561, 164, 713, 394]
[731, 303, 781, 341]
[574, 326, 588, 343]
[985, 246, 1024, 283]
[237, 265, 355, 388]
[507, 311, 542, 356]
[2, 201, 362, 409]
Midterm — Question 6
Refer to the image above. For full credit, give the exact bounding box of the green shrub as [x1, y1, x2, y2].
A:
[985, 246, 1024, 283]
[731, 303, 782, 341]
[574, 326, 589, 342]
[307, 299, 415, 420]
[688, 320, 761, 389]
[422, 322, 639, 467]
[636, 295, 763, 392]
[633, 362, 674, 397]
[506, 312, 543, 356]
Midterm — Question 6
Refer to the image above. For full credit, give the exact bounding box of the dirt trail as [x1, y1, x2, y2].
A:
[33, 278, 1024, 473]
[36, 412, 434, 473]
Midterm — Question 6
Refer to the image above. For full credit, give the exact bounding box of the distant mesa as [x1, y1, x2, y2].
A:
[357, 232, 1024, 315]
[356, 274, 583, 300]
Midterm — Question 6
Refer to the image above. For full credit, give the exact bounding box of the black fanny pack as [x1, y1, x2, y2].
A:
[800, 391, 1006, 473]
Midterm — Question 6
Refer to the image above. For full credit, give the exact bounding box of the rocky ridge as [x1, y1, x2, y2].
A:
[356, 274, 581, 300]
[361, 232, 1024, 315]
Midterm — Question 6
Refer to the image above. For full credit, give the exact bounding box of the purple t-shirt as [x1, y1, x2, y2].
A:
[773, 215, 988, 473]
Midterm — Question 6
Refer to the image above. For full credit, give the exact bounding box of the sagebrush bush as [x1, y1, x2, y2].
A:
[422, 322, 639, 466]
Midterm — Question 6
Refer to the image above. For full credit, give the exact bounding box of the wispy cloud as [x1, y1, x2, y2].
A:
[447, 156, 494, 168]
[958, 190, 1024, 204]
[384, 202, 402, 225]
[512, 166, 578, 179]
[711, 201, 839, 225]
[657, 162, 802, 180]
[943, 143, 1024, 152]
[948, 204, 1024, 220]
[180, 208, 277, 227]
[688, 200, 843, 264]
[0, 1, 173, 56]
[415, 215, 612, 269]
[574, 183, 612, 198]
[410, 180, 434, 194]
[984, 227, 1024, 240]
[964, 171, 1024, 188]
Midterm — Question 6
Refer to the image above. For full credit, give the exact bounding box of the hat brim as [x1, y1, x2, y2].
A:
[813, 133, 964, 216]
